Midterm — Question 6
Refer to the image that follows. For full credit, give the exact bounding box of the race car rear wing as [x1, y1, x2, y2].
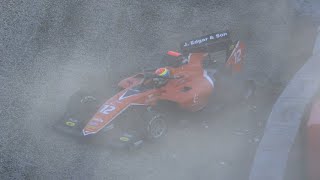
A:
[180, 31, 232, 54]
[180, 31, 245, 73]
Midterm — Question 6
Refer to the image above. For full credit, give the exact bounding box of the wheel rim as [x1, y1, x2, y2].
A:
[149, 116, 166, 138]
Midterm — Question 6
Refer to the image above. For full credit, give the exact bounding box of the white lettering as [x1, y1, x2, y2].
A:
[100, 104, 116, 115]
[190, 38, 208, 46]
[216, 32, 228, 39]
[234, 49, 242, 64]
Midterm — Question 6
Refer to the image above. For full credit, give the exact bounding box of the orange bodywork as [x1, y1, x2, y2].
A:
[159, 53, 213, 111]
[83, 53, 213, 135]
[226, 41, 245, 73]
[83, 41, 245, 136]
[306, 100, 320, 180]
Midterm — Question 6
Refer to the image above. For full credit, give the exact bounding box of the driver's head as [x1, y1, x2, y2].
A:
[155, 67, 170, 78]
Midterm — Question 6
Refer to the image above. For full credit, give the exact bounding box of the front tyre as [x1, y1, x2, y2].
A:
[53, 90, 100, 137]
[64, 90, 100, 124]
[145, 113, 168, 140]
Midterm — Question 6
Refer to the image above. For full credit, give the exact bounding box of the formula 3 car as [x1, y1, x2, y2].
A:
[53, 31, 255, 149]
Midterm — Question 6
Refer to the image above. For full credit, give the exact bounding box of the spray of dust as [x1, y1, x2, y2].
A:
[1, 0, 317, 179]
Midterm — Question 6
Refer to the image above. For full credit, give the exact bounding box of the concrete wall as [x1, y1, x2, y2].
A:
[249, 27, 320, 180]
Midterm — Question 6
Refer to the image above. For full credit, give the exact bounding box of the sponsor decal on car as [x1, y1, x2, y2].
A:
[65, 118, 78, 127]
[233, 42, 242, 64]
[87, 118, 104, 127]
[65, 121, 76, 127]
[88, 121, 99, 126]
[120, 137, 130, 142]
[181, 31, 229, 49]
[86, 125, 97, 129]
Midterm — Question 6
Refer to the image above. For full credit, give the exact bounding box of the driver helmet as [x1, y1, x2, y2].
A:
[155, 67, 170, 78]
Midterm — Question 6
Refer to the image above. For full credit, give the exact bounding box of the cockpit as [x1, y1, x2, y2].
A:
[159, 51, 187, 68]
[125, 73, 169, 96]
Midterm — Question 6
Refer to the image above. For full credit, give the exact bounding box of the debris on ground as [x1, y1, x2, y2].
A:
[232, 129, 250, 136]
[201, 121, 209, 129]
[257, 121, 264, 128]
[248, 137, 261, 143]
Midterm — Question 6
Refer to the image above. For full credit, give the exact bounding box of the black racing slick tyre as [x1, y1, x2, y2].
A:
[144, 112, 168, 141]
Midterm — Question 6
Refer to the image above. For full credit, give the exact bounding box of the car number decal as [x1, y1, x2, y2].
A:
[234, 48, 242, 64]
[100, 104, 116, 115]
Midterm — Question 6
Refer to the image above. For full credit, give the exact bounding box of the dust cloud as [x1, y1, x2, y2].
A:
[0, 0, 317, 179]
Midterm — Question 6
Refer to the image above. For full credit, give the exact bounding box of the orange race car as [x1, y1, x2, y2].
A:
[54, 31, 255, 149]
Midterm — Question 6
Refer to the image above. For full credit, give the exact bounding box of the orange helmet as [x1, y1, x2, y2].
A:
[155, 67, 170, 78]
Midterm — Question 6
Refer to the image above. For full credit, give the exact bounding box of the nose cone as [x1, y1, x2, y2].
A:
[82, 89, 142, 136]
[82, 104, 120, 136]
[83, 128, 96, 136]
